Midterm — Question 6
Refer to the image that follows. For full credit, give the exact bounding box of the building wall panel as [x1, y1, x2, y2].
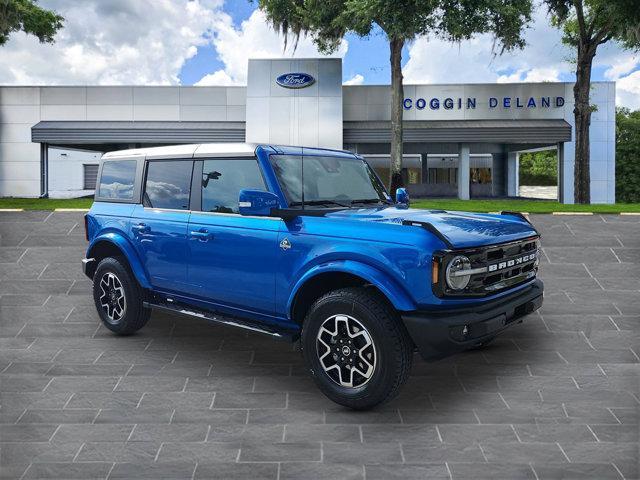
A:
[86, 87, 133, 105]
[133, 87, 179, 105]
[86, 105, 134, 121]
[133, 104, 180, 121]
[41, 87, 87, 105]
[0, 87, 40, 105]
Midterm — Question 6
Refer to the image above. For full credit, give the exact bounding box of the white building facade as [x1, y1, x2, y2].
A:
[0, 58, 616, 203]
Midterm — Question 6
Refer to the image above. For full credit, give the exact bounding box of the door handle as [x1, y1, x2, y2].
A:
[132, 223, 150, 233]
[189, 228, 213, 241]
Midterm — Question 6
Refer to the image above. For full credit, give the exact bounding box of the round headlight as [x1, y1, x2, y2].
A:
[445, 255, 472, 290]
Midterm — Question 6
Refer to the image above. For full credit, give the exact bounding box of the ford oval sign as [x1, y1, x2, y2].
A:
[276, 73, 315, 89]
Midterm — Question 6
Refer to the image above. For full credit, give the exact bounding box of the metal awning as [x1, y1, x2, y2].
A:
[344, 119, 572, 144]
[32, 121, 246, 144]
[32, 119, 571, 146]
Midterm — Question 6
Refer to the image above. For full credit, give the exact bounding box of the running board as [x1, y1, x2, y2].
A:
[143, 297, 299, 342]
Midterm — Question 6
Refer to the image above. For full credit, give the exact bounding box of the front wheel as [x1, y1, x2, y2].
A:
[301, 287, 413, 410]
[92, 257, 150, 335]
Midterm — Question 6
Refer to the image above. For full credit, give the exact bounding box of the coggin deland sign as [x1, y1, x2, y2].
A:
[275, 70, 566, 112]
[403, 95, 565, 110]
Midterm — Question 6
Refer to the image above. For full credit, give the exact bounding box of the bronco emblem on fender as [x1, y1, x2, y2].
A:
[280, 238, 292, 250]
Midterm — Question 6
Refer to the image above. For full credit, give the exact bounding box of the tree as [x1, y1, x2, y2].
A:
[0, 0, 64, 46]
[544, 0, 640, 204]
[519, 150, 558, 186]
[615, 107, 640, 203]
[258, 0, 532, 196]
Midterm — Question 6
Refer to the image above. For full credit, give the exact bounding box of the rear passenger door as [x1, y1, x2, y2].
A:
[186, 158, 281, 317]
[130, 160, 193, 293]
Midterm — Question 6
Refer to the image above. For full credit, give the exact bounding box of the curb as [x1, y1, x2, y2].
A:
[0, 208, 24, 212]
[551, 212, 594, 215]
[54, 208, 90, 212]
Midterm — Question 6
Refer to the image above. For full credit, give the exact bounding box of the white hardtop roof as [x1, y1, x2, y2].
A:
[102, 143, 257, 161]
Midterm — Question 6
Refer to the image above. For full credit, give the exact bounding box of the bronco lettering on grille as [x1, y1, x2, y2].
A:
[487, 252, 537, 273]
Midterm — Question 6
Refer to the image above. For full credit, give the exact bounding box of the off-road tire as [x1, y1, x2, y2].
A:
[92, 256, 150, 335]
[301, 287, 413, 410]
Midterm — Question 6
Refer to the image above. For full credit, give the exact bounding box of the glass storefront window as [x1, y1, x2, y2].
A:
[407, 168, 421, 184]
[428, 168, 458, 185]
[471, 168, 492, 184]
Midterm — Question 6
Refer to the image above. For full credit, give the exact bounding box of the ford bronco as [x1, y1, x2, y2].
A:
[82, 143, 543, 409]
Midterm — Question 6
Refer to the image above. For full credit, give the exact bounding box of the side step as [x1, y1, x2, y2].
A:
[143, 297, 299, 342]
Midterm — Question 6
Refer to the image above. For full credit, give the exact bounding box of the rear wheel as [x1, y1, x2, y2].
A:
[93, 257, 150, 335]
[301, 287, 413, 410]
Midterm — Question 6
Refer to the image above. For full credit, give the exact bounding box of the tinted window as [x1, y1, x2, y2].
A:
[144, 161, 193, 210]
[98, 160, 136, 200]
[270, 155, 302, 203]
[270, 155, 388, 206]
[201, 159, 265, 213]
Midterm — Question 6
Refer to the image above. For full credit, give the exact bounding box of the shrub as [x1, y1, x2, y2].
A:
[519, 150, 558, 186]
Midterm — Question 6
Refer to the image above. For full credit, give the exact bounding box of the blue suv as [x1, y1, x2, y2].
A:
[83, 143, 543, 409]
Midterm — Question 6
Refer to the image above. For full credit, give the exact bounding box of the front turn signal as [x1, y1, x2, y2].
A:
[432, 258, 440, 285]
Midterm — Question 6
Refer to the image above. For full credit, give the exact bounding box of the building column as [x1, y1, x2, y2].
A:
[457, 143, 470, 200]
[507, 151, 519, 197]
[40, 143, 49, 198]
[557, 142, 565, 203]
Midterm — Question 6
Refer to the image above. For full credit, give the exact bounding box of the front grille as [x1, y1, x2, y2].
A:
[434, 236, 539, 297]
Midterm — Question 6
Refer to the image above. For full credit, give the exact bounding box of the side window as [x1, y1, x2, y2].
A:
[144, 160, 193, 210]
[98, 160, 136, 200]
[201, 159, 265, 213]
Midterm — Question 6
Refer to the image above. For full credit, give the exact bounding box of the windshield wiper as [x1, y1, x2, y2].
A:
[350, 198, 391, 206]
[290, 200, 351, 208]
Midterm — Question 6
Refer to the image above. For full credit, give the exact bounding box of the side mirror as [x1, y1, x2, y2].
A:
[238, 189, 279, 216]
[396, 187, 410, 207]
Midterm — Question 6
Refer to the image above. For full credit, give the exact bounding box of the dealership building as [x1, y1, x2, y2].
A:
[0, 58, 616, 203]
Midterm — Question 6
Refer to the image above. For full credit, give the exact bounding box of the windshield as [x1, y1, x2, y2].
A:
[269, 154, 390, 208]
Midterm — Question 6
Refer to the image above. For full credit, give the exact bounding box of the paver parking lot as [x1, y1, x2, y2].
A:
[0, 211, 638, 479]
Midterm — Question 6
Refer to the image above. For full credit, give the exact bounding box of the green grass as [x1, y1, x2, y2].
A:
[1, 196, 639, 213]
[411, 198, 640, 214]
[0, 197, 93, 210]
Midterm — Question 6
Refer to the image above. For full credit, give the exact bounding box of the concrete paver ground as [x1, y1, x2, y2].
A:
[0, 211, 638, 479]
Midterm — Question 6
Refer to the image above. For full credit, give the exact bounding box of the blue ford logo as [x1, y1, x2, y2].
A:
[276, 73, 315, 89]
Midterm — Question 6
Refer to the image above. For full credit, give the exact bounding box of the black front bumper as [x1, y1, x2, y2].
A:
[81, 258, 95, 279]
[401, 279, 543, 361]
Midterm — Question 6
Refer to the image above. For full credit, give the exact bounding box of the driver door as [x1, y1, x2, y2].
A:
[186, 158, 282, 316]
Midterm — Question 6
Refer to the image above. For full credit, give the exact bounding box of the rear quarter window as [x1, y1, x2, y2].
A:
[144, 160, 193, 210]
[98, 160, 137, 200]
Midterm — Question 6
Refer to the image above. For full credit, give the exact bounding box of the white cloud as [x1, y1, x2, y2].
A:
[196, 9, 348, 86]
[599, 52, 640, 109]
[343, 74, 364, 85]
[0, 0, 224, 85]
[604, 54, 639, 81]
[403, 9, 572, 85]
[616, 70, 640, 109]
[402, 6, 639, 108]
[497, 67, 561, 83]
[195, 70, 237, 86]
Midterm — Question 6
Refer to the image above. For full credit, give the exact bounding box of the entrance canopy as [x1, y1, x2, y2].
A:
[32, 121, 246, 145]
[344, 119, 572, 144]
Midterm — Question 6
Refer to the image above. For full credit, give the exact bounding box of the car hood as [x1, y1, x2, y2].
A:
[324, 206, 538, 249]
